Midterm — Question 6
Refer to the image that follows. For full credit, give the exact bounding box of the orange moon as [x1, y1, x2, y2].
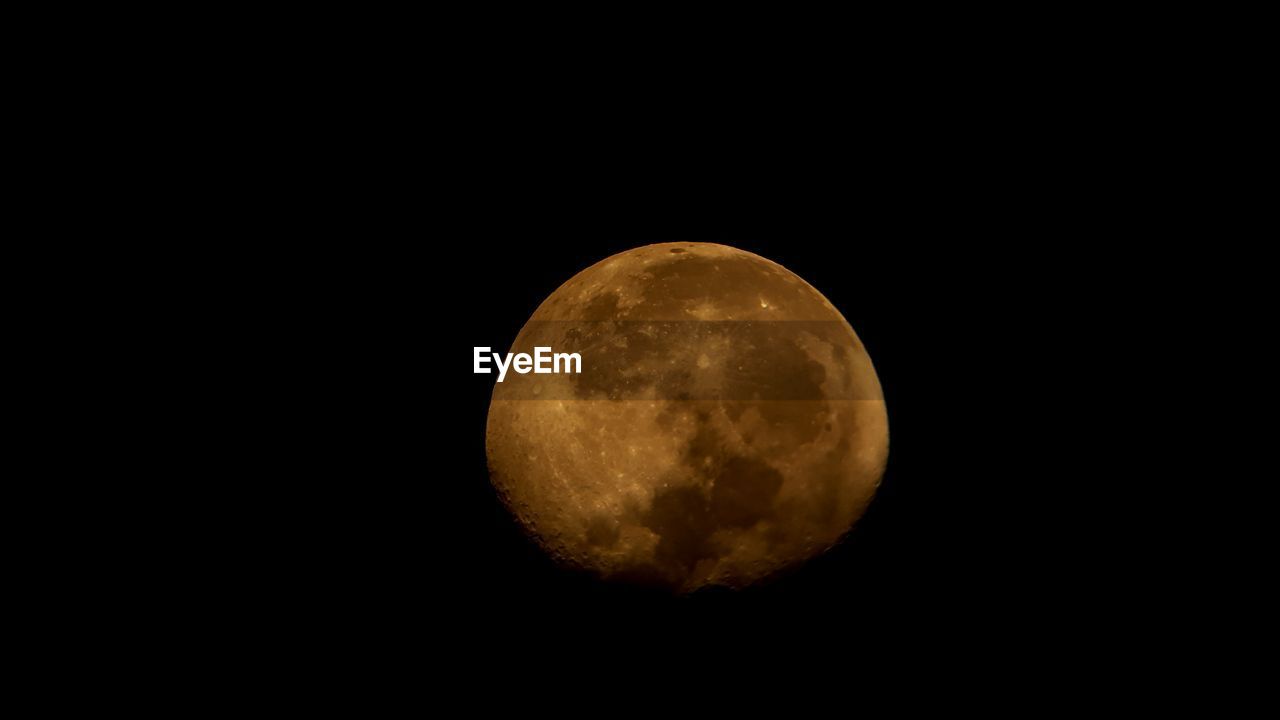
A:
[485, 243, 888, 592]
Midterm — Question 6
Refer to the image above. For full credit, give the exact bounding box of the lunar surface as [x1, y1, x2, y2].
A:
[485, 243, 888, 592]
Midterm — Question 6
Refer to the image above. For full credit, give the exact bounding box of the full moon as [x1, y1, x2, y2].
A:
[486, 243, 888, 592]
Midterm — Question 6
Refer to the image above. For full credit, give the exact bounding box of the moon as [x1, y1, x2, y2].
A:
[486, 243, 888, 592]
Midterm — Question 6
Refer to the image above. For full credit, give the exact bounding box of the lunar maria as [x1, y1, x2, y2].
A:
[474, 346, 582, 383]
[485, 242, 888, 592]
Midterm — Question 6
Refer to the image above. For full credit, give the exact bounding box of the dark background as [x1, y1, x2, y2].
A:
[61, 20, 1210, 694]
[168, 72, 1110, 661]
[64, 22, 1194, 690]
[235, 176, 1074, 661]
